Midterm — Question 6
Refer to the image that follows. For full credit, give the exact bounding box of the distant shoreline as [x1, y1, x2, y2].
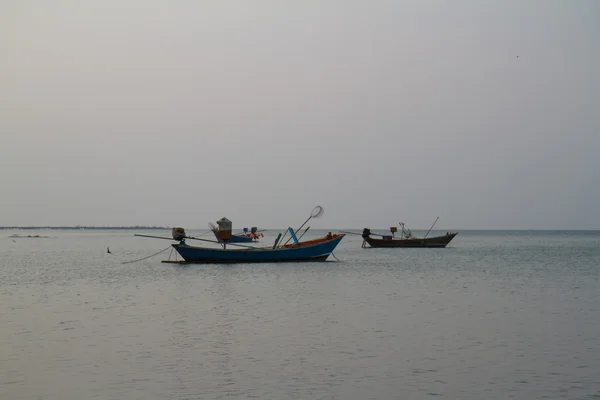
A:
[0, 226, 170, 230]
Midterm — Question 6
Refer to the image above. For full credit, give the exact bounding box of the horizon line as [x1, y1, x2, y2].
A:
[1, 226, 598, 232]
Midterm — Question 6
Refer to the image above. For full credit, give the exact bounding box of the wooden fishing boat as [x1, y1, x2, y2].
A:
[361, 228, 457, 248]
[134, 206, 342, 264]
[341, 218, 457, 248]
[169, 233, 344, 263]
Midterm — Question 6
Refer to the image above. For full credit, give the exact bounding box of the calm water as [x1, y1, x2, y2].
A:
[1, 229, 600, 400]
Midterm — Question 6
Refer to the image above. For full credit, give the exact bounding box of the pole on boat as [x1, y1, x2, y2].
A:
[281, 205, 324, 246]
[296, 226, 311, 241]
[185, 235, 260, 249]
[272, 233, 282, 249]
[338, 230, 363, 236]
[134, 233, 259, 250]
[294, 206, 325, 233]
[134, 234, 177, 240]
[295, 206, 323, 235]
[423, 217, 439, 239]
[398, 222, 406, 238]
[277, 228, 289, 248]
[339, 230, 390, 237]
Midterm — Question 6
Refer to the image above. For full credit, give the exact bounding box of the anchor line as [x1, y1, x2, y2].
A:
[121, 246, 172, 264]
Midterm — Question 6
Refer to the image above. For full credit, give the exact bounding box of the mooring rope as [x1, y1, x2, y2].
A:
[121, 246, 172, 264]
[331, 252, 340, 262]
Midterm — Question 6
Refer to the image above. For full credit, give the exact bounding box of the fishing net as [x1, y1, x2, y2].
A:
[311, 205, 324, 218]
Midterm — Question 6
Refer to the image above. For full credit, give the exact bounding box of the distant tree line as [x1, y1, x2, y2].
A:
[0, 226, 170, 230]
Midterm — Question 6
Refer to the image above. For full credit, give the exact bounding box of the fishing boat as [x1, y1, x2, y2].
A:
[342, 218, 457, 248]
[209, 219, 265, 243]
[168, 231, 344, 263]
[134, 206, 344, 264]
[361, 228, 457, 248]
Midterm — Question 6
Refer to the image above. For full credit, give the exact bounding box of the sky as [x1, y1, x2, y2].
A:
[1, 1, 599, 230]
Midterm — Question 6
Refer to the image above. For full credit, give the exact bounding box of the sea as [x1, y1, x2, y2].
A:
[1, 229, 600, 400]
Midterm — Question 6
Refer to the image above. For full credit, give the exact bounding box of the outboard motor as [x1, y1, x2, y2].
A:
[172, 227, 186, 241]
[362, 228, 371, 239]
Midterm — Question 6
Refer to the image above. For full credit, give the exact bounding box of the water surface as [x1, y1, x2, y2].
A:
[1, 229, 599, 399]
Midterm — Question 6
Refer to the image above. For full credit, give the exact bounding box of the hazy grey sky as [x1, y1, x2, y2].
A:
[2, 1, 599, 230]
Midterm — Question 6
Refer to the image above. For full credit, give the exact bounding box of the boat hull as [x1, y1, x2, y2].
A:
[172, 234, 345, 264]
[364, 232, 457, 248]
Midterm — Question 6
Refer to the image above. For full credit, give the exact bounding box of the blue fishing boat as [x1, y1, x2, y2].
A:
[209, 220, 265, 243]
[134, 206, 342, 264]
[169, 233, 344, 264]
[213, 232, 254, 243]
[211, 228, 264, 243]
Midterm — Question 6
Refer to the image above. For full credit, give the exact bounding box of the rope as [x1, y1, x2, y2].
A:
[121, 246, 172, 264]
[330, 252, 340, 261]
